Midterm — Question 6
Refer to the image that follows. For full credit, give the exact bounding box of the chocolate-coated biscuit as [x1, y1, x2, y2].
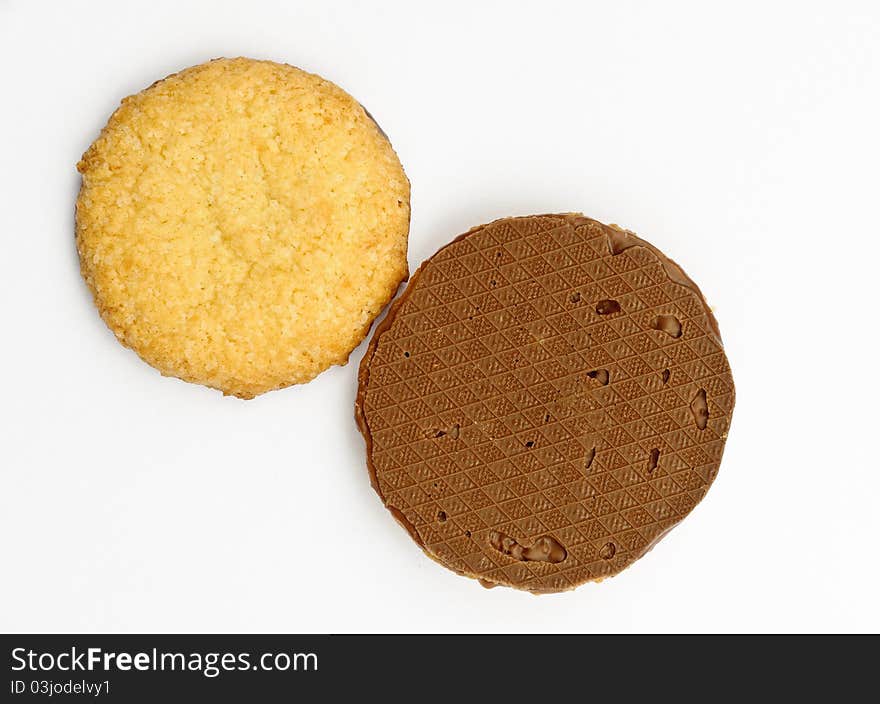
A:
[356, 214, 734, 592]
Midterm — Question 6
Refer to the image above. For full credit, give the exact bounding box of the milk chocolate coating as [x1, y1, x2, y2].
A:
[356, 214, 734, 593]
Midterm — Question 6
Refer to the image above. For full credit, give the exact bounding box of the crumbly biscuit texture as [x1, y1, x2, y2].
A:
[77, 57, 410, 398]
[356, 214, 734, 593]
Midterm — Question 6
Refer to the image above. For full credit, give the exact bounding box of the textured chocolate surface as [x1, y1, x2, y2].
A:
[356, 214, 734, 592]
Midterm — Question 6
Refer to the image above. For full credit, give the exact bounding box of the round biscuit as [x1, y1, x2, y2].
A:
[356, 214, 735, 593]
[77, 57, 410, 398]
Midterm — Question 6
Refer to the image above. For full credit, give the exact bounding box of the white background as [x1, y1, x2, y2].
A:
[1, 0, 878, 634]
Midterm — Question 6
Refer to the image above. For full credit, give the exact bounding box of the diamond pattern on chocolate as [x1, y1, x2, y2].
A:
[357, 214, 734, 593]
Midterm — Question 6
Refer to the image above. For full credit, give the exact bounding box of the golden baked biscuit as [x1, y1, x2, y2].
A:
[76, 58, 410, 398]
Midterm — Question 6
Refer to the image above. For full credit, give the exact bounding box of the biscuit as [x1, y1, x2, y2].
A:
[356, 214, 734, 592]
[77, 58, 410, 398]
